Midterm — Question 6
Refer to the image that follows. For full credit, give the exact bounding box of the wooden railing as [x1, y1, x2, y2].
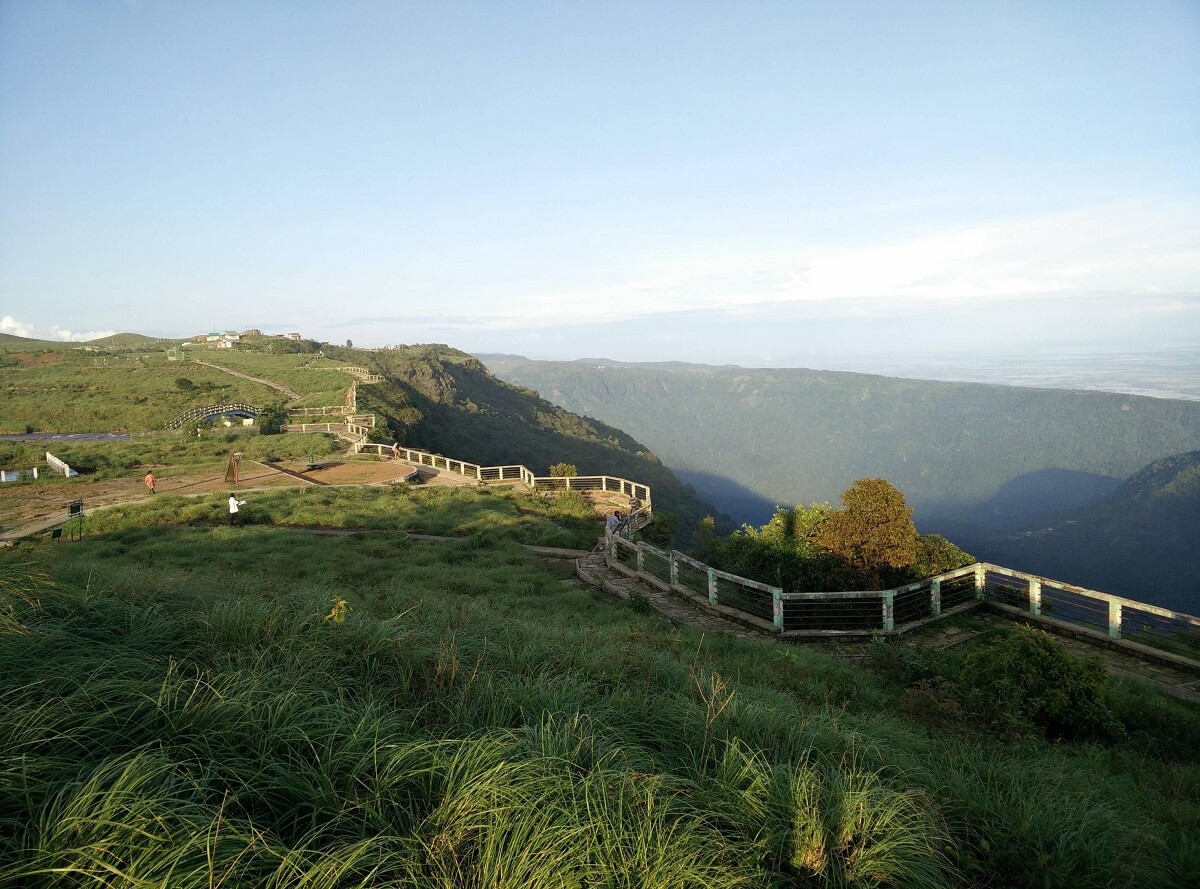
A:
[602, 535, 1200, 666]
[356, 443, 652, 508]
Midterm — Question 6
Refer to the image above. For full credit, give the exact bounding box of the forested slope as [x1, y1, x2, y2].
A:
[961, 451, 1200, 613]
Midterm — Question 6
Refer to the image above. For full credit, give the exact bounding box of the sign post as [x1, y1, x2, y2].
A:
[68, 500, 83, 541]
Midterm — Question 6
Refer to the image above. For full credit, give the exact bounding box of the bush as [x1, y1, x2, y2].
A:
[548, 462, 578, 478]
[960, 626, 1121, 740]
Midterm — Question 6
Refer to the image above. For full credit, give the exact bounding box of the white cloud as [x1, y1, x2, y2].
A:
[49, 326, 118, 342]
[393, 198, 1199, 333]
[0, 315, 36, 338]
[0, 315, 117, 342]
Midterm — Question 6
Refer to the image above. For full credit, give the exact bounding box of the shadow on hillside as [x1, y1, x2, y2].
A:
[673, 470, 778, 527]
[920, 467, 1122, 536]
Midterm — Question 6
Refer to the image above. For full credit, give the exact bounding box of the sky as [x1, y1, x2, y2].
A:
[1, 1, 1198, 367]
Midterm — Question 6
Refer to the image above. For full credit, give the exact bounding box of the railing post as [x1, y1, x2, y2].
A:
[605, 531, 616, 563]
[974, 564, 986, 601]
[1108, 600, 1122, 639]
[1028, 578, 1041, 616]
[636, 542, 644, 574]
[772, 588, 784, 632]
[670, 552, 678, 586]
[930, 578, 941, 617]
[707, 568, 718, 606]
[882, 590, 894, 632]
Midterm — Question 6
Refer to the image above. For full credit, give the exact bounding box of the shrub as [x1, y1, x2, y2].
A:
[960, 626, 1121, 740]
[548, 462, 578, 478]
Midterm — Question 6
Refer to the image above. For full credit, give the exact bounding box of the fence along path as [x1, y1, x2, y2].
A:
[357, 443, 652, 508]
[601, 532, 1200, 669]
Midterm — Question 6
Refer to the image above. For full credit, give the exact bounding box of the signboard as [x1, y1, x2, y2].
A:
[68, 500, 83, 517]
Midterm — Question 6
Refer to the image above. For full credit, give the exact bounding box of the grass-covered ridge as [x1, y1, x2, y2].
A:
[2, 492, 1198, 887]
[80, 485, 604, 550]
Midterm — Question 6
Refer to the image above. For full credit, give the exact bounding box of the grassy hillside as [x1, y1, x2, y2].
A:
[481, 356, 1200, 534]
[961, 451, 1200, 613]
[356, 345, 716, 534]
[2, 489, 1198, 887]
[0, 350, 282, 433]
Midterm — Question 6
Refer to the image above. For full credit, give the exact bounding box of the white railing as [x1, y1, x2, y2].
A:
[305, 365, 384, 383]
[356, 443, 652, 508]
[288, 406, 351, 417]
[600, 535, 1200, 664]
[284, 422, 346, 434]
[44, 451, 76, 478]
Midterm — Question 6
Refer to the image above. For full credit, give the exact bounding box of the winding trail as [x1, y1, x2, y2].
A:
[193, 359, 300, 399]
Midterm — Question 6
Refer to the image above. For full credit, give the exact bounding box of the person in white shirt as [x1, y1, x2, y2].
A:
[228, 494, 247, 526]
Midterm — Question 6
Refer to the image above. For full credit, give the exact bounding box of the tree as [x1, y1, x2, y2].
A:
[548, 462, 578, 478]
[345, 339, 353, 349]
[815, 478, 918, 587]
[257, 401, 289, 436]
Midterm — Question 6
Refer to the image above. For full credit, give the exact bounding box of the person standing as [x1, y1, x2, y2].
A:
[228, 494, 246, 526]
[144, 471, 156, 494]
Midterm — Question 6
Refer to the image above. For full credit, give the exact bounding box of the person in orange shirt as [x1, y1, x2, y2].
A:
[144, 471, 156, 494]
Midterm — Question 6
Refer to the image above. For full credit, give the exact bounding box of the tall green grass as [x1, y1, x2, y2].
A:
[2, 510, 1198, 887]
[77, 485, 603, 549]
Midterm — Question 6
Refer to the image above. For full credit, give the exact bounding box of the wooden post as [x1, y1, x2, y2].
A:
[930, 578, 941, 617]
[707, 568, 718, 606]
[974, 564, 986, 601]
[1108, 600, 1122, 639]
[1028, 578, 1041, 616]
[882, 591, 894, 633]
[636, 542, 644, 574]
[772, 588, 784, 631]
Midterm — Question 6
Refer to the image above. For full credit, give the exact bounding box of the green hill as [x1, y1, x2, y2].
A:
[356, 345, 714, 533]
[962, 451, 1200, 613]
[480, 356, 1200, 535]
[2, 490, 1198, 887]
[0, 332, 76, 351]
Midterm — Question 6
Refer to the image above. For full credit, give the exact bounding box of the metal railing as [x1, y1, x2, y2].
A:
[355, 443, 652, 508]
[601, 534, 1200, 665]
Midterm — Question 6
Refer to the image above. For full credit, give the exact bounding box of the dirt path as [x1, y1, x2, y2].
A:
[0, 459, 482, 542]
[193, 359, 300, 399]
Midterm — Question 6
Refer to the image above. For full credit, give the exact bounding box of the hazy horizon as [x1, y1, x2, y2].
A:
[2, 3, 1197, 362]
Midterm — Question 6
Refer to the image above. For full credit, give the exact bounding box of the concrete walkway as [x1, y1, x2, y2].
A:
[576, 545, 759, 638]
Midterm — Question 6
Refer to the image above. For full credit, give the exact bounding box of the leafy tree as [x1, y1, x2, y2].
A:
[345, 339, 353, 349]
[548, 462, 578, 478]
[257, 401, 289, 436]
[914, 534, 974, 577]
[814, 478, 918, 587]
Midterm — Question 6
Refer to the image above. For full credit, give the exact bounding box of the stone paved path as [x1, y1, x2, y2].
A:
[577, 546, 760, 638]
